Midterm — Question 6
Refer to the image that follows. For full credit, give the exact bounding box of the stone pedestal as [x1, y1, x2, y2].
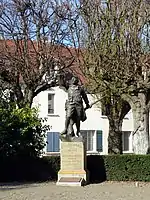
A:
[56, 136, 88, 186]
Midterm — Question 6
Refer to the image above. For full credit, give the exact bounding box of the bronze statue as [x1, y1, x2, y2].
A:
[61, 76, 91, 137]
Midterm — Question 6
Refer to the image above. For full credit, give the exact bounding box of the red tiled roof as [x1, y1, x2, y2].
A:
[1, 40, 150, 87]
[0, 39, 86, 84]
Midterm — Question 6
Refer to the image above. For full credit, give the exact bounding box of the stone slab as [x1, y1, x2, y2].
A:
[59, 177, 82, 182]
[60, 135, 84, 142]
[56, 177, 85, 186]
[57, 169, 88, 182]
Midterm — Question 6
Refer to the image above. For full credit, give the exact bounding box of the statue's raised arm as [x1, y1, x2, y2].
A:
[80, 86, 91, 110]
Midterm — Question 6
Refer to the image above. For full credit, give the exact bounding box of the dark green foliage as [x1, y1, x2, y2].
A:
[42, 156, 60, 180]
[0, 104, 49, 158]
[40, 155, 150, 183]
[1, 154, 150, 182]
[88, 155, 150, 182]
[87, 155, 106, 183]
[0, 156, 60, 182]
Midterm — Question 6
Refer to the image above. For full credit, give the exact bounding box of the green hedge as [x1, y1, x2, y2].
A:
[0, 156, 60, 182]
[1, 155, 150, 182]
[87, 155, 150, 182]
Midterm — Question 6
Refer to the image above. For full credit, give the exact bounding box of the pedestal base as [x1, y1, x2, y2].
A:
[57, 169, 88, 186]
[57, 137, 88, 187]
[56, 177, 86, 186]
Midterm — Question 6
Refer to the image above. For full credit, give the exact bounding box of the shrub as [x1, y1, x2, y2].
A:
[1, 153, 150, 182]
[0, 105, 50, 158]
[40, 155, 150, 183]
[0, 156, 60, 182]
[88, 155, 150, 182]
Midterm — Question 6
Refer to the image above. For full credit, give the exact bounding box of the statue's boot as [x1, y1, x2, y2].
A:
[61, 129, 67, 135]
[74, 131, 81, 137]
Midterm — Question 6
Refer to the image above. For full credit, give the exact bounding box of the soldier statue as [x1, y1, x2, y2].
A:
[61, 76, 91, 137]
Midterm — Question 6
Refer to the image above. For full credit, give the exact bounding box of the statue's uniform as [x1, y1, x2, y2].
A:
[65, 85, 89, 122]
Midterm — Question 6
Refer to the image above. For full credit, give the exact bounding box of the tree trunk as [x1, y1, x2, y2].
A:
[14, 86, 34, 108]
[131, 94, 149, 154]
[24, 88, 34, 108]
[108, 119, 123, 154]
[102, 96, 130, 154]
[104, 97, 130, 154]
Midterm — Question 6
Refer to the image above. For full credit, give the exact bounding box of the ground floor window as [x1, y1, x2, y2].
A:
[46, 130, 103, 153]
[122, 131, 131, 151]
[81, 130, 94, 151]
[47, 132, 60, 152]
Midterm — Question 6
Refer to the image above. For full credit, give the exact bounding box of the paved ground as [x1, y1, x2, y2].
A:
[0, 181, 150, 200]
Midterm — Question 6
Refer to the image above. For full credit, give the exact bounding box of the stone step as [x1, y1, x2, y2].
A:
[56, 177, 85, 186]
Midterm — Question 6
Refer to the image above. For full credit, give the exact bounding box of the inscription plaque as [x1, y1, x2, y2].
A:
[61, 142, 84, 171]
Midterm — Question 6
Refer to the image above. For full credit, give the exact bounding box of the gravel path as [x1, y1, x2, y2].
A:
[0, 181, 150, 200]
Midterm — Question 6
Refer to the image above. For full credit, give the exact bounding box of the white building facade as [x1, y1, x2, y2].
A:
[33, 86, 134, 155]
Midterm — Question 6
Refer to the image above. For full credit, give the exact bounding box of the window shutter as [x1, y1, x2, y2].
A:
[53, 132, 60, 152]
[47, 132, 53, 152]
[47, 132, 60, 152]
[97, 130, 103, 152]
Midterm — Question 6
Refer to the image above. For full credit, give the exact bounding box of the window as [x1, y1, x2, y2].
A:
[97, 130, 103, 152]
[48, 93, 54, 114]
[81, 130, 94, 151]
[122, 131, 131, 151]
[47, 132, 60, 152]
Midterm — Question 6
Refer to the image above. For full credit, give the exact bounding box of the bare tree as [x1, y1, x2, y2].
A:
[0, 0, 75, 108]
[72, 0, 150, 154]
